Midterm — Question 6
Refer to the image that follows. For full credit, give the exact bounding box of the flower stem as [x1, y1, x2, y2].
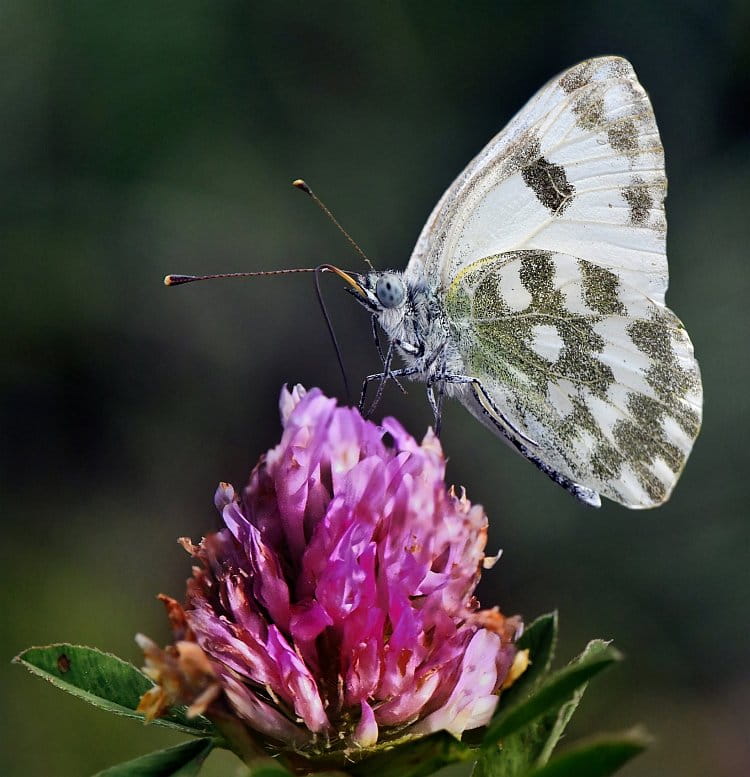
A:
[209, 708, 275, 766]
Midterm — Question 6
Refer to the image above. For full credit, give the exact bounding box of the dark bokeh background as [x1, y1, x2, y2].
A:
[2, 3, 749, 776]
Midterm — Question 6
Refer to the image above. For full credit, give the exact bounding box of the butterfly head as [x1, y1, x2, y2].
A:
[350, 271, 407, 313]
[374, 272, 407, 308]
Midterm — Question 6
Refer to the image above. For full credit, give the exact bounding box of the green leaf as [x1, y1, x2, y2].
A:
[465, 611, 560, 752]
[476, 639, 627, 777]
[482, 640, 621, 747]
[475, 640, 620, 776]
[523, 728, 651, 777]
[533, 675, 584, 766]
[349, 732, 472, 777]
[479, 676, 591, 776]
[500, 612, 558, 710]
[13, 644, 217, 737]
[91, 738, 214, 776]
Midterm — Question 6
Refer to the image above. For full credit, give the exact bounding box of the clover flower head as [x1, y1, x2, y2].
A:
[139, 385, 522, 760]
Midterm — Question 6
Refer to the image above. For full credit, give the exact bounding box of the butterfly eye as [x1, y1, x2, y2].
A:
[375, 274, 406, 308]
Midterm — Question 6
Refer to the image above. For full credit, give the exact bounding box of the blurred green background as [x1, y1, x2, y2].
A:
[2, 2, 749, 776]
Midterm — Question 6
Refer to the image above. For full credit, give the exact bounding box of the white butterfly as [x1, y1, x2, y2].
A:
[347, 56, 702, 509]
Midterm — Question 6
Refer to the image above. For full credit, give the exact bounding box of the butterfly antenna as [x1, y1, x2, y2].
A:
[164, 268, 319, 285]
[293, 179, 375, 271]
[164, 264, 363, 405]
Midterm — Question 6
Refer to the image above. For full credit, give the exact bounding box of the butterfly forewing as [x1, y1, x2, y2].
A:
[408, 56, 668, 302]
[406, 55, 702, 508]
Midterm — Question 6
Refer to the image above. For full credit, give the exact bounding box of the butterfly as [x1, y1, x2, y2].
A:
[343, 56, 702, 509]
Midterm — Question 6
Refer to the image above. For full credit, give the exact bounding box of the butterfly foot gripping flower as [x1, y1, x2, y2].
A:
[136, 385, 524, 769]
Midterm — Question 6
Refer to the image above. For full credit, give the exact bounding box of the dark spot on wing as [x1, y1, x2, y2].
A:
[622, 178, 653, 225]
[573, 92, 605, 130]
[607, 118, 639, 154]
[579, 260, 626, 315]
[609, 366, 695, 502]
[628, 394, 683, 473]
[639, 467, 669, 502]
[519, 252, 562, 311]
[612, 417, 667, 502]
[57, 653, 71, 673]
[521, 157, 575, 214]
[559, 61, 595, 93]
[591, 441, 625, 480]
[646, 360, 699, 403]
[560, 396, 599, 437]
[675, 405, 701, 438]
[555, 321, 614, 394]
[608, 58, 633, 80]
[472, 281, 507, 321]
[629, 317, 701, 412]
[628, 319, 671, 362]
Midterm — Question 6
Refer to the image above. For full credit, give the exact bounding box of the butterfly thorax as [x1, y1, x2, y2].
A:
[359, 269, 465, 383]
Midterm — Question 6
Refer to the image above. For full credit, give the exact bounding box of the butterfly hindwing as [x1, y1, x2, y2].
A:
[445, 250, 701, 508]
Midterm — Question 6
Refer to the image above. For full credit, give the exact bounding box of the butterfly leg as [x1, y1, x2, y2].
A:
[425, 380, 446, 436]
[367, 339, 397, 417]
[371, 316, 406, 396]
[359, 361, 421, 417]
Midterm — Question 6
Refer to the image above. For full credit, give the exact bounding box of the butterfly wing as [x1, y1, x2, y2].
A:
[406, 56, 702, 507]
[444, 250, 701, 508]
[407, 56, 668, 303]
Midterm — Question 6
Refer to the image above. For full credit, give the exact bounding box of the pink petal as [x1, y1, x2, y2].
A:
[290, 599, 333, 643]
[409, 629, 501, 738]
[279, 384, 307, 424]
[375, 670, 441, 726]
[186, 608, 276, 688]
[352, 700, 378, 747]
[214, 482, 235, 511]
[221, 672, 309, 747]
[266, 626, 329, 733]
